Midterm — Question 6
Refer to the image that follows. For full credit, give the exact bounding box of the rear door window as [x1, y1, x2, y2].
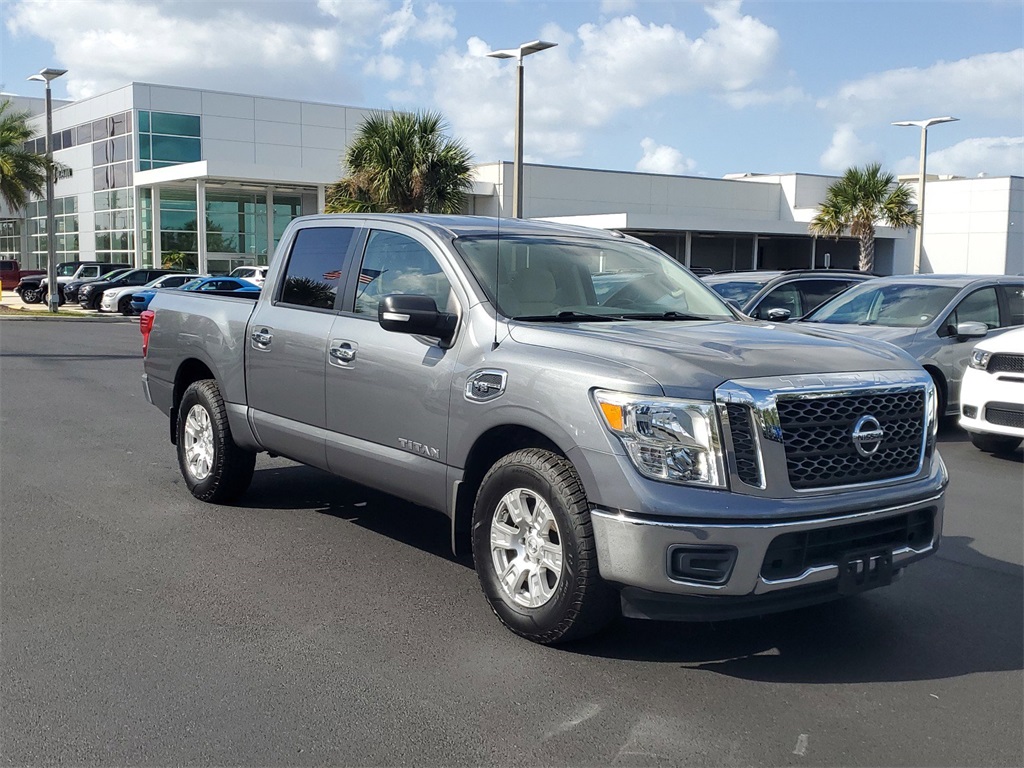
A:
[998, 284, 1024, 327]
[278, 226, 357, 310]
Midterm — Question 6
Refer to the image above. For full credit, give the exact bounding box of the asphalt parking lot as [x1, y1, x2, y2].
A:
[1, 319, 1021, 767]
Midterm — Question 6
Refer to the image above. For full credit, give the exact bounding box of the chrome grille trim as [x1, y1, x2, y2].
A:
[716, 370, 936, 498]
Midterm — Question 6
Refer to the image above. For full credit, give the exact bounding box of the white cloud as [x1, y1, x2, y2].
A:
[820, 125, 879, 172]
[819, 49, 1024, 125]
[317, 0, 389, 27]
[435, 2, 782, 164]
[924, 136, 1024, 178]
[5, 0, 349, 99]
[380, 0, 456, 50]
[365, 54, 405, 81]
[636, 138, 696, 175]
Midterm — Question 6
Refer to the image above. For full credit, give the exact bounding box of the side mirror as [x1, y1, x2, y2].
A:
[956, 321, 988, 340]
[378, 294, 457, 346]
[766, 307, 792, 322]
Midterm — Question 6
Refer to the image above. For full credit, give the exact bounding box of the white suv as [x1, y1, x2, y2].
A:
[228, 266, 268, 287]
[960, 326, 1024, 454]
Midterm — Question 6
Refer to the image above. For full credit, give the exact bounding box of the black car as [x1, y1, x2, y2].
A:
[78, 269, 178, 310]
[63, 266, 134, 304]
[15, 261, 87, 304]
[701, 269, 875, 320]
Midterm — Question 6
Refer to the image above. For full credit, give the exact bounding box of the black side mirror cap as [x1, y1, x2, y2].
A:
[378, 294, 457, 346]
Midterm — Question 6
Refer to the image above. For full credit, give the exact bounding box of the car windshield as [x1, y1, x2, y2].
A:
[179, 278, 206, 291]
[705, 279, 769, 305]
[803, 283, 961, 327]
[455, 235, 733, 321]
[97, 268, 132, 282]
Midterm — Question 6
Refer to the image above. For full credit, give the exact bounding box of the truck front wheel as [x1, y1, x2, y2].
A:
[177, 379, 256, 503]
[472, 448, 618, 644]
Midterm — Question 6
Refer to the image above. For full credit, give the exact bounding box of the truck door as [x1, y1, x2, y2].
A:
[246, 224, 358, 470]
[325, 226, 465, 509]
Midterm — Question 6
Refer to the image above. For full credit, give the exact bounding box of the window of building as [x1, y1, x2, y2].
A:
[137, 111, 202, 171]
[26, 196, 79, 269]
[0, 220, 21, 258]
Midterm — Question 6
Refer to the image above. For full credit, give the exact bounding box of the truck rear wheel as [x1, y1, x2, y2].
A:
[472, 448, 618, 644]
[177, 379, 256, 503]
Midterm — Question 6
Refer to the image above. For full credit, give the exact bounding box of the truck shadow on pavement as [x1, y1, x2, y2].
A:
[243, 463, 1021, 684]
[572, 534, 1023, 682]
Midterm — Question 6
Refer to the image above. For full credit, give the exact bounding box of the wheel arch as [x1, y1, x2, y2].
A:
[170, 358, 216, 445]
[451, 424, 564, 558]
[922, 364, 949, 415]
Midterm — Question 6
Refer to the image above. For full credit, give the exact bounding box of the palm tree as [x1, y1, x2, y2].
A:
[325, 110, 473, 214]
[0, 99, 49, 211]
[809, 163, 918, 272]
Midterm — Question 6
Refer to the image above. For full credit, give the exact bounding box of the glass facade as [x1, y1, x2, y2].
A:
[94, 189, 134, 263]
[138, 111, 201, 170]
[0, 220, 21, 258]
[159, 188, 199, 271]
[25, 198, 79, 269]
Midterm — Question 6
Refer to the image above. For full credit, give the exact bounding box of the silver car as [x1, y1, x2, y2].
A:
[99, 273, 196, 315]
[795, 274, 1024, 416]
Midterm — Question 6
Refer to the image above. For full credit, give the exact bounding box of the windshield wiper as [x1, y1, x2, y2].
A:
[513, 310, 624, 322]
[614, 311, 718, 321]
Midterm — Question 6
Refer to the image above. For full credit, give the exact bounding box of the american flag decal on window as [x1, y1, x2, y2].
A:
[322, 270, 342, 280]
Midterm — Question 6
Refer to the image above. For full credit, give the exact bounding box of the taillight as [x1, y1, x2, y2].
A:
[140, 310, 155, 357]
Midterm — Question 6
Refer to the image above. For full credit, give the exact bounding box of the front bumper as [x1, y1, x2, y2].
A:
[959, 367, 1024, 439]
[591, 486, 944, 620]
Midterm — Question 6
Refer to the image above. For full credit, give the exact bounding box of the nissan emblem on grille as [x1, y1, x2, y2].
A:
[851, 414, 885, 457]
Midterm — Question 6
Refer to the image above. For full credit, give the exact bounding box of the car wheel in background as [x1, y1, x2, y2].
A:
[472, 448, 618, 644]
[118, 296, 134, 315]
[21, 287, 42, 304]
[176, 379, 256, 503]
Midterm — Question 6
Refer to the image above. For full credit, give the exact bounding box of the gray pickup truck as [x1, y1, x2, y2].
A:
[141, 214, 948, 644]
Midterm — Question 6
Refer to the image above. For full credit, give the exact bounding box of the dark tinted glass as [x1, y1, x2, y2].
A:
[151, 112, 201, 137]
[151, 135, 200, 163]
[999, 284, 1024, 326]
[279, 227, 355, 309]
[76, 124, 92, 144]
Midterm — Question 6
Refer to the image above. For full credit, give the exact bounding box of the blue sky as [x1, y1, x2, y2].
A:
[2, 0, 1021, 179]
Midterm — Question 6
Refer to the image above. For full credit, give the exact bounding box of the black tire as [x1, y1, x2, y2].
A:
[176, 379, 256, 503]
[472, 448, 618, 644]
[118, 296, 134, 315]
[21, 287, 42, 304]
[969, 432, 1022, 454]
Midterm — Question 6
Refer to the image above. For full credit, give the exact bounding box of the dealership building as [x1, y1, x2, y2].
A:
[1, 82, 1021, 276]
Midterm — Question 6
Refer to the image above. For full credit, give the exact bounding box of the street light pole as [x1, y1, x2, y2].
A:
[487, 40, 557, 218]
[892, 116, 958, 274]
[27, 67, 67, 313]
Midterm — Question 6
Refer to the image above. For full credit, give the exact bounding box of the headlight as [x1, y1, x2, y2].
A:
[969, 349, 991, 370]
[593, 390, 726, 488]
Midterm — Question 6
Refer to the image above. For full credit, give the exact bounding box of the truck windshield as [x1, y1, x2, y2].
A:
[455, 235, 734, 321]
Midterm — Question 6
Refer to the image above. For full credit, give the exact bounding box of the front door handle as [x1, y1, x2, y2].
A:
[251, 329, 273, 347]
[329, 340, 357, 365]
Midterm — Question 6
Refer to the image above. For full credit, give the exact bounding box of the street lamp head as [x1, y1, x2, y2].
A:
[27, 67, 67, 84]
[892, 116, 958, 129]
[486, 40, 557, 61]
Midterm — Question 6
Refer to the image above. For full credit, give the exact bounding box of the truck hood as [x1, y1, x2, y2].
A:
[507, 320, 917, 399]
[790, 321, 917, 347]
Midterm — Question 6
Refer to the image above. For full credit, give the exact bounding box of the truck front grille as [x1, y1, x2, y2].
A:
[726, 404, 762, 486]
[777, 391, 924, 489]
[760, 508, 935, 580]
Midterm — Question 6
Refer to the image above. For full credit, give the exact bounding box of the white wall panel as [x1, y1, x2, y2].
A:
[300, 102, 348, 128]
[301, 147, 344, 172]
[149, 86, 203, 114]
[256, 120, 302, 146]
[202, 138, 255, 164]
[256, 144, 302, 167]
[203, 115, 256, 143]
[255, 98, 301, 123]
[301, 124, 346, 150]
[202, 92, 254, 119]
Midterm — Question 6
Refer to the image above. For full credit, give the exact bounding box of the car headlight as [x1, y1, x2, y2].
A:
[593, 390, 726, 488]
[969, 349, 991, 370]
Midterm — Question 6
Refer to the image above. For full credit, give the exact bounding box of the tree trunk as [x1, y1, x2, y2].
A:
[858, 231, 875, 272]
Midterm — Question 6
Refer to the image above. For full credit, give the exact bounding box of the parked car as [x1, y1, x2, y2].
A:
[0, 260, 45, 291]
[100, 273, 196, 315]
[795, 275, 1024, 417]
[702, 269, 875, 320]
[45, 261, 132, 303]
[79, 269, 179, 310]
[64, 266, 134, 304]
[14, 261, 84, 303]
[129, 276, 256, 314]
[228, 265, 269, 286]
[140, 213, 947, 645]
[959, 326, 1024, 453]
